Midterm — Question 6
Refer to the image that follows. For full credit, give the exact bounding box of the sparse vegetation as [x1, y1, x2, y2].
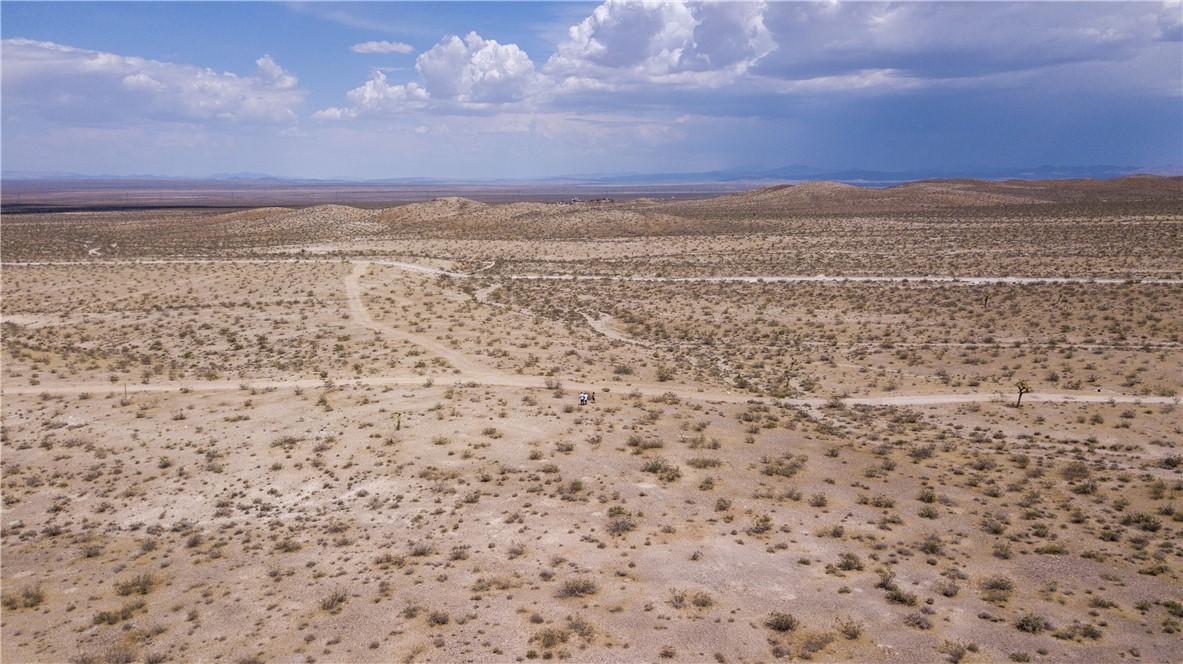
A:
[3, 179, 1180, 663]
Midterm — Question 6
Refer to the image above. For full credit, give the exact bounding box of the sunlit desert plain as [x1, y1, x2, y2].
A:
[2, 176, 1181, 664]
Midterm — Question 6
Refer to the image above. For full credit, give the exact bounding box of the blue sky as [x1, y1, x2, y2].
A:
[2, 1, 1180, 180]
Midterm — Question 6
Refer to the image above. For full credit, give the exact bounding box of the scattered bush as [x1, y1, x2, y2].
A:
[556, 578, 598, 598]
[765, 611, 800, 632]
[1015, 612, 1049, 634]
[321, 590, 347, 614]
[1, 585, 45, 610]
[114, 573, 156, 596]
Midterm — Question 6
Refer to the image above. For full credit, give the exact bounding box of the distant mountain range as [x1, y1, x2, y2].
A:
[541, 164, 1183, 185]
[4, 164, 1180, 187]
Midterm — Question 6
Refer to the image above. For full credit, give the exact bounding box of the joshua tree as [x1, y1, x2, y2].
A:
[1015, 380, 1032, 407]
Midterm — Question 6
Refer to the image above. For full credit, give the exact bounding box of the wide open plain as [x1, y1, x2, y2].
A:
[2, 177, 1181, 663]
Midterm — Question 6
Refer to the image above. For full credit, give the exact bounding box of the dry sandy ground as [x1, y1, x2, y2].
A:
[2, 178, 1181, 664]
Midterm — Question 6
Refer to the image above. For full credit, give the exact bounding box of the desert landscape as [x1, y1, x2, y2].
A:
[2, 176, 1181, 664]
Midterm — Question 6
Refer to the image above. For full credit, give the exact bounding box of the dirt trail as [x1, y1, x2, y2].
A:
[839, 393, 1178, 407]
[345, 261, 535, 387]
[583, 312, 652, 347]
[4, 374, 1173, 410]
[4, 259, 1177, 409]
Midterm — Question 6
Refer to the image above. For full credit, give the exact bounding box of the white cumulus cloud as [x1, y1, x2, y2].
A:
[316, 31, 542, 119]
[313, 70, 436, 120]
[1, 39, 305, 125]
[419, 32, 539, 103]
[544, 0, 775, 87]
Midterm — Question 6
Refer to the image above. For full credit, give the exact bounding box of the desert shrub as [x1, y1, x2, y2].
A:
[1122, 512, 1162, 532]
[905, 612, 932, 629]
[101, 647, 138, 664]
[640, 458, 682, 482]
[1060, 461, 1091, 480]
[114, 573, 156, 596]
[765, 611, 799, 632]
[836, 617, 863, 640]
[627, 435, 664, 451]
[607, 517, 636, 536]
[670, 588, 714, 609]
[320, 590, 347, 614]
[1052, 622, 1103, 641]
[938, 640, 971, 663]
[918, 535, 944, 556]
[910, 444, 936, 461]
[471, 576, 519, 592]
[93, 600, 144, 625]
[836, 552, 864, 571]
[567, 614, 595, 641]
[980, 576, 1014, 603]
[556, 578, 598, 598]
[980, 513, 1008, 535]
[1140, 562, 1170, 576]
[274, 538, 301, 553]
[1162, 600, 1183, 617]
[1, 585, 45, 610]
[887, 587, 918, 606]
[1015, 612, 1048, 634]
[875, 568, 916, 604]
[798, 631, 837, 658]
[861, 494, 895, 508]
[532, 627, 569, 649]
[746, 514, 773, 535]
[763, 454, 808, 478]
